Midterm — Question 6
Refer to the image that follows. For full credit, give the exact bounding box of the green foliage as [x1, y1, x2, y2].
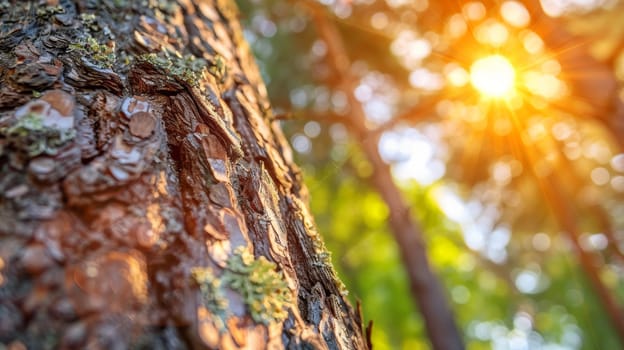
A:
[304, 155, 624, 348]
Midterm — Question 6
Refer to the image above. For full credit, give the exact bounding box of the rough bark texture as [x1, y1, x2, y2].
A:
[0, 1, 366, 349]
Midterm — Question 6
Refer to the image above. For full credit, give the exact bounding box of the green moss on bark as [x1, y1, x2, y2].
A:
[191, 247, 293, 326]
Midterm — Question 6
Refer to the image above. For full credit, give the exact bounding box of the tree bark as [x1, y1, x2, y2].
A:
[0, 1, 367, 349]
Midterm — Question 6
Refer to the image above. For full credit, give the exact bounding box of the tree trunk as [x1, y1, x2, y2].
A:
[302, 3, 464, 349]
[0, 1, 367, 349]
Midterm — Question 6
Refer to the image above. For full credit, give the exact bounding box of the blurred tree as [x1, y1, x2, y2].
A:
[239, 0, 624, 348]
[0, 0, 367, 348]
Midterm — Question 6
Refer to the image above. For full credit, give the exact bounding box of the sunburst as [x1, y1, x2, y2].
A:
[470, 54, 516, 99]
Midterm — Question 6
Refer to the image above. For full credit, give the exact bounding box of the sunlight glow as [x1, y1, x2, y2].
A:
[470, 55, 516, 98]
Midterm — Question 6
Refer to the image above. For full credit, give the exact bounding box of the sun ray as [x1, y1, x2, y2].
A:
[515, 36, 593, 72]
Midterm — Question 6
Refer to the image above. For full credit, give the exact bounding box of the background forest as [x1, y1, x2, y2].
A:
[237, 0, 624, 349]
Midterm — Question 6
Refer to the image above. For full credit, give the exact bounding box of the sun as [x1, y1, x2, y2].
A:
[470, 55, 516, 98]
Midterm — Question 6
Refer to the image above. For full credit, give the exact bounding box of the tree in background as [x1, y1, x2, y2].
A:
[239, 0, 624, 348]
[0, 1, 367, 348]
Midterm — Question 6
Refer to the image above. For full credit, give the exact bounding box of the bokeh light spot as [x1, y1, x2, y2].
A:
[521, 30, 544, 54]
[515, 270, 540, 294]
[500, 1, 531, 27]
[291, 133, 311, 154]
[463, 1, 487, 21]
[451, 285, 471, 304]
[371, 12, 389, 29]
[475, 21, 509, 46]
[590, 167, 610, 186]
[304, 121, 321, 138]
[445, 64, 470, 87]
[532, 233, 551, 251]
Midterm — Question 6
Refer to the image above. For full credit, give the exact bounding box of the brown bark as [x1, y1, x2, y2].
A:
[301, 2, 464, 349]
[0, 1, 366, 349]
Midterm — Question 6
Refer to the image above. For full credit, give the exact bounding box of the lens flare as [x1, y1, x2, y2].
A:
[470, 55, 516, 98]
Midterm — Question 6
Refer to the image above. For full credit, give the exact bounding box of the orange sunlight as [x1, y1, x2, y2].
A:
[470, 54, 516, 99]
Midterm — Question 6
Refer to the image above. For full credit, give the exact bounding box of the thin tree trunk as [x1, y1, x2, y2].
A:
[510, 122, 624, 346]
[302, 2, 464, 349]
[0, 1, 366, 348]
[535, 174, 624, 345]
[512, 2, 624, 342]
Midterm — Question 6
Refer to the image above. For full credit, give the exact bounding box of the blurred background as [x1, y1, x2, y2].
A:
[236, 0, 624, 348]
